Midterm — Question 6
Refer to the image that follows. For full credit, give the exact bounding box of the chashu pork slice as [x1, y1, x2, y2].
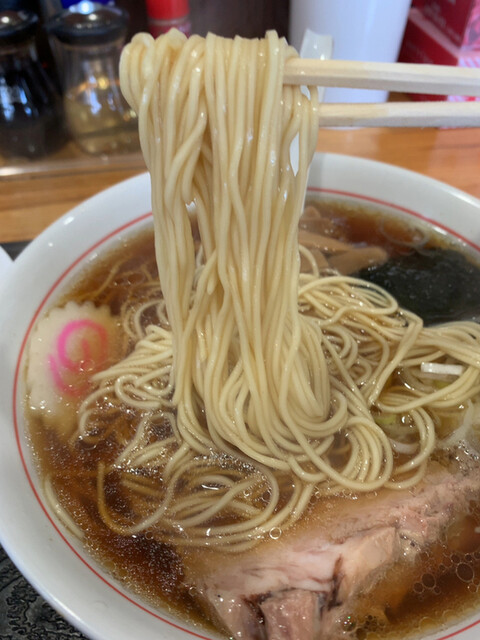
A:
[181, 460, 480, 640]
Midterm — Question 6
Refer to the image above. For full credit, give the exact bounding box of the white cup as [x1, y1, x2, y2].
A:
[289, 0, 412, 103]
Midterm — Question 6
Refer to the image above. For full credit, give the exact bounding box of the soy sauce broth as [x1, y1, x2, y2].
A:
[25, 200, 480, 639]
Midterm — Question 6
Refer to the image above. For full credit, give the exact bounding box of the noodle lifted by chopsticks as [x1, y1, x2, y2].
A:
[70, 30, 480, 550]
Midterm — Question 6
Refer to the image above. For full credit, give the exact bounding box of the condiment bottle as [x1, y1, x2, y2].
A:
[47, 5, 139, 155]
[145, 0, 191, 38]
[61, 0, 114, 7]
[0, 10, 66, 159]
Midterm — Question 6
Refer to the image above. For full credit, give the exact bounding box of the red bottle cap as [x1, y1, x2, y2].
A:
[145, 0, 190, 20]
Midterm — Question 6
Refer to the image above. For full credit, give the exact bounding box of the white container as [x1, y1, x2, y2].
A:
[289, 0, 412, 103]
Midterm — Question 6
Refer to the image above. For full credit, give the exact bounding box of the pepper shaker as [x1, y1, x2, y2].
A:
[47, 5, 139, 155]
[0, 10, 66, 159]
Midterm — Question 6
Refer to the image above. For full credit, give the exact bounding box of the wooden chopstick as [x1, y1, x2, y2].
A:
[284, 59, 480, 97]
[283, 59, 480, 127]
[315, 101, 480, 128]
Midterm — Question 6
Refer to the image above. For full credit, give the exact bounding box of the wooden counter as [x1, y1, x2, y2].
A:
[1, 126, 480, 244]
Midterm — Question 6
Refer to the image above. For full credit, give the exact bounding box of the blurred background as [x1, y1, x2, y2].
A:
[0, 0, 479, 176]
[0, 0, 290, 174]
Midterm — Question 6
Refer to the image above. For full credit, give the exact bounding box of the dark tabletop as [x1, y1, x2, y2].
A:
[0, 546, 87, 639]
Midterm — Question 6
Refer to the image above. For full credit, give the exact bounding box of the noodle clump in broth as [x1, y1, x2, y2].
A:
[45, 30, 480, 553]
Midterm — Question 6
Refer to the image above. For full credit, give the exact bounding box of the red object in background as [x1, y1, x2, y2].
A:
[145, 0, 191, 37]
[418, 0, 480, 50]
[399, 8, 480, 101]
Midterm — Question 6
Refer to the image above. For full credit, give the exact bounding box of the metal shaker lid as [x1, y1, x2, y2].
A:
[0, 10, 38, 46]
[46, 4, 128, 45]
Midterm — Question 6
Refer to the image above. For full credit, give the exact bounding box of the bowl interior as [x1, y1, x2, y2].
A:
[1, 154, 480, 640]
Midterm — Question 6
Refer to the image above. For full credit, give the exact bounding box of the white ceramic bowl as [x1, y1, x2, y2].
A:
[1, 153, 480, 640]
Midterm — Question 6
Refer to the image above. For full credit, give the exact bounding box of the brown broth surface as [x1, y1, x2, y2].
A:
[26, 201, 480, 639]
[302, 199, 432, 253]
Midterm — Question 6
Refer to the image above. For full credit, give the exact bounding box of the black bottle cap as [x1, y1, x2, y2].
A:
[0, 10, 38, 46]
[46, 5, 128, 45]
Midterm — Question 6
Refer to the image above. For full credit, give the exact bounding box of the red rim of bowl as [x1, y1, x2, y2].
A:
[10, 187, 480, 640]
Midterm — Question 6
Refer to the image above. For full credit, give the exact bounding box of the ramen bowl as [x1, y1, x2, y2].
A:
[1, 153, 480, 640]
